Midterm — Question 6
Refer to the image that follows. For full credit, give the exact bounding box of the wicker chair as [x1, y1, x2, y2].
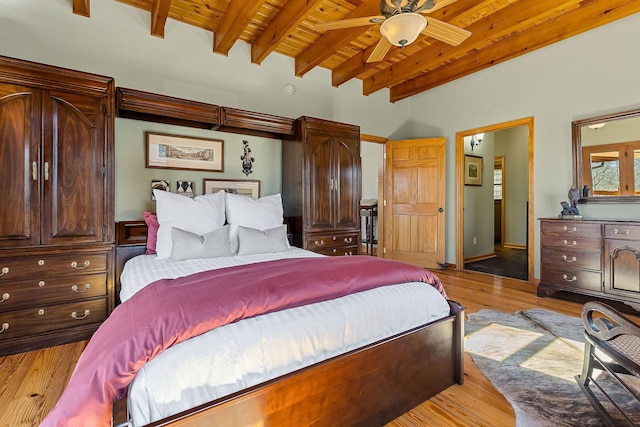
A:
[576, 301, 640, 426]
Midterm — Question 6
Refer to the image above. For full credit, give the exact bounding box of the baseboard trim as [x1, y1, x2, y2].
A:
[464, 253, 496, 263]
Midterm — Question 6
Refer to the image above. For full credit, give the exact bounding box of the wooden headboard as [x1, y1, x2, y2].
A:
[115, 221, 148, 304]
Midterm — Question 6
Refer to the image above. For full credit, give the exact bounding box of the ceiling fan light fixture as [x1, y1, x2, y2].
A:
[380, 13, 427, 47]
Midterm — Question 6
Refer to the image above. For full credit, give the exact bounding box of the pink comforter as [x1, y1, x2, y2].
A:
[41, 256, 447, 427]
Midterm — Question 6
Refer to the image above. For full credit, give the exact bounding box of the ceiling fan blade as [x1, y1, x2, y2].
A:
[367, 37, 393, 63]
[384, 0, 408, 9]
[422, 17, 471, 46]
[313, 16, 384, 32]
[421, 0, 458, 14]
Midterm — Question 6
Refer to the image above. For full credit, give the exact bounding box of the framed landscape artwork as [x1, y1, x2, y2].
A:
[464, 155, 483, 186]
[203, 179, 260, 199]
[146, 132, 224, 172]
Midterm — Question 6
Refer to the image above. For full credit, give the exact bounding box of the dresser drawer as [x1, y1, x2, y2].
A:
[313, 245, 359, 256]
[0, 273, 107, 312]
[541, 221, 601, 237]
[540, 266, 602, 292]
[541, 247, 601, 270]
[306, 233, 359, 250]
[541, 235, 601, 251]
[603, 224, 640, 240]
[0, 253, 108, 281]
[0, 298, 107, 341]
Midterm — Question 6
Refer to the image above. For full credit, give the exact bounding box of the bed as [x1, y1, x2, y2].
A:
[42, 191, 464, 427]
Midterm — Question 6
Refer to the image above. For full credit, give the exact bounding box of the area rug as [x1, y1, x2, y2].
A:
[465, 308, 640, 427]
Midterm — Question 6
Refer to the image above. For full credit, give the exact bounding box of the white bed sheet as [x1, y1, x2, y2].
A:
[119, 249, 450, 426]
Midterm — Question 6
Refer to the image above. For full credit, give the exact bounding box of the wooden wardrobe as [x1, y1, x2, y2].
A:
[0, 56, 115, 355]
[282, 117, 361, 256]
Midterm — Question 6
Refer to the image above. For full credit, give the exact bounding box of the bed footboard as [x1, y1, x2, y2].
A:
[127, 300, 464, 427]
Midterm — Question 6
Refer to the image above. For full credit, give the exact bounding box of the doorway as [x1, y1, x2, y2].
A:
[455, 117, 534, 282]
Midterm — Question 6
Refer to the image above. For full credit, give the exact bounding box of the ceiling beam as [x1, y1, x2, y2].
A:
[390, 0, 640, 102]
[213, 0, 264, 56]
[251, 0, 324, 65]
[72, 0, 90, 17]
[363, 0, 584, 96]
[150, 0, 172, 38]
[331, 42, 383, 87]
[294, 1, 380, 77]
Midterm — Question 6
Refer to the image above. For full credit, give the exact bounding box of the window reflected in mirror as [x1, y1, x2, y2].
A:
[582, 142, 640, 197]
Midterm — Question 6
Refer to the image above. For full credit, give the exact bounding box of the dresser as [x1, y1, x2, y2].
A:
[282, 117, 361, 256]
[0, 56, 115, 355]
[539, 218, 640, 311]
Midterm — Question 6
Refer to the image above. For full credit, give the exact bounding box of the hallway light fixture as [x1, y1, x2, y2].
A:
[587, 122, 606, 130]
[379, 13, 427, 47]
[470, 133, 484, 151]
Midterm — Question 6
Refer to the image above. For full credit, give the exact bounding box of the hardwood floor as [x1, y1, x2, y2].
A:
[1, 269, 633, 427]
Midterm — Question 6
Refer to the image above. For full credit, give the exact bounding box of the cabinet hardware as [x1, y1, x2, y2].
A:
[314, 240, 324, 246]
[38, 309, 44, 315]
[32, 161, 37, 180]
[71, 309, 90, 320]
[71, 260, 90, 269]
[0, 293, 9, 303]
[44, 162, 49, 180]
[344, 237, 353, 243]
[563, 226, 577, 232]
[562, 274, 577, 282]
[346, 251, 353, 256]
[38, 281, 45, 287]
[0, 323, 8, 334]
[562, 240, 577, 246]
[613, 228, 630, 235]
[332, 236, 336, 241]
[0, 267, 8, 276]
[562, 255, 577, 263]
[332, 249, 337, 253]
[38, 260, 44, 266]
[71, 284, 91, 293]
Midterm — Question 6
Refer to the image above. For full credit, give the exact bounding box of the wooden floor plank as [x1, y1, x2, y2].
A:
[2, 269, 635, 426]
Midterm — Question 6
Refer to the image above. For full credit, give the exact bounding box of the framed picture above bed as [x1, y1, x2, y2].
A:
[203, 178, 260, 199]
[146, 132, 224, 172]
[464, 154, 483, 186]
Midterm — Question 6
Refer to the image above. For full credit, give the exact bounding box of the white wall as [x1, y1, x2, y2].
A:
[405, 12, 640, 278]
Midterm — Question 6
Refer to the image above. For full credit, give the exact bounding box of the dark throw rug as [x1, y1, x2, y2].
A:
[465, 308, 640, 427]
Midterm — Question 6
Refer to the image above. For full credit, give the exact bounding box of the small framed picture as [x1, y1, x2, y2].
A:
[151, 180, 170, 200]
[464, 155, 483, 186]
[176, 181, 194, 198]
[203, 179, 260, 199]
[146, 132, 224, 172]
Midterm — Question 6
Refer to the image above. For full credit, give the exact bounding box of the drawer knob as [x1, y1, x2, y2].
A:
[39, 281, 45, 288]
[562, 255, 577, 263]
[332, 236, 337, 241]
[71, 309, 90, 320]
[71, 260, 90, 270]
[344, 237, 353, 243]
[38, 309, 45, 316]
[562, 240, 577, 246]
[314, 240, 324, 246]
[332, 248, 337, 253]
[0, 293, 9, 303]
[613, 228, 630, 235]
[71, 284, 91, 293]
[0, 267, 8, 276]
[562, 274, 577, 282]
[38, 260, 44, 266]
[563, 226, 577, 232]
[0, 323, 8, 334]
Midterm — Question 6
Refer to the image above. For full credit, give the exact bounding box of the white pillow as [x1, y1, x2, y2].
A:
[170, 226, 231, 260]
[237, 225, 288, 256]
[225, 193, 284, 254]
[154, 189, 226, 259]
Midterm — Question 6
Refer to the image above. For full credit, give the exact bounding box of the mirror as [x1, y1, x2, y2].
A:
[572, 108, 640, 203]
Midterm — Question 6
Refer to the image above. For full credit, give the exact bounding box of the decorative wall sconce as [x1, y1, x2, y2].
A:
[470, 133, 484, 151]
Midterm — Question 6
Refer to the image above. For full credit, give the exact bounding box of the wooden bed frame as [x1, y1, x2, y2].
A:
[114, 221, 464, 426]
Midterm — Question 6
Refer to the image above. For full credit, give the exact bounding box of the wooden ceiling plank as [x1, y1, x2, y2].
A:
[332, 43, 383, 87]
[294, 0, 380, 77]
[151, 0, 172, 38]
[251, 0, 325, 65]
[390, 0, 640, 102]
[72, 0, 90, 17]
[213, 0, 266, 56]
[363, 0, 583, 95]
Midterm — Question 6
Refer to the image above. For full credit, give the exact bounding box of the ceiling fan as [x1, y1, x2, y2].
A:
[313, 0, 471, 63]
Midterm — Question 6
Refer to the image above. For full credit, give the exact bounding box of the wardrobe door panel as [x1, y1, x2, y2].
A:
[307, 132, 333, 230]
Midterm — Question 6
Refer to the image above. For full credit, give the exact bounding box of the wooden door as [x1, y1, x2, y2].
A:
[41, 90, 106, 245]
[384, 138, 446, 269]
[334, 134, 360, 229]
[306, 131, 333, 231]
[0, 83, 40, 247]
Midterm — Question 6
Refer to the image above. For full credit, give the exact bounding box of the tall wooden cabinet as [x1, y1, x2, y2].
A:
[283, 117, 361, 256]
[539, 218, 640, 311]
[0, 56, 115, 355]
